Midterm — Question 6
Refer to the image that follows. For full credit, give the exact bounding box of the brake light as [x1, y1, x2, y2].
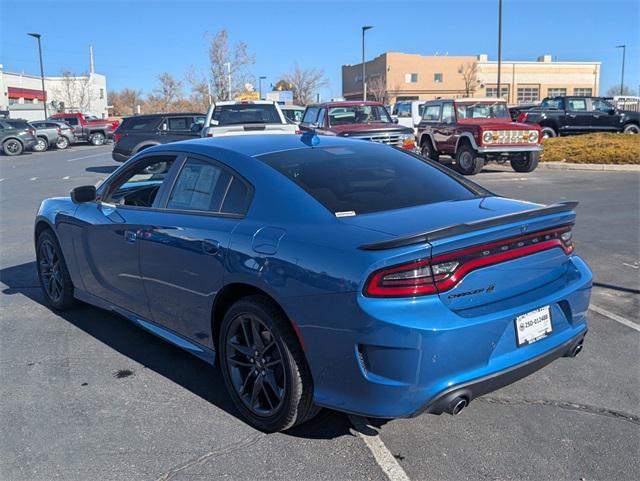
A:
[27, 128, 36, 136]
[517, 112, 528, 123]
[295, 130, 302, 135]
[113, 133, 122, 144]
[364, 225, 574, 298]
[56, 127, 62, 134]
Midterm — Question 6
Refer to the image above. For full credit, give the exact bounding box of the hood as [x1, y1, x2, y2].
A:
[329, 123, 413, 135]
[458, 118, 536, 130]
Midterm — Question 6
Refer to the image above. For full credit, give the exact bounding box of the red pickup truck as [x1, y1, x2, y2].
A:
[48, 113, 117, 146]
[416, 98, 542, 175]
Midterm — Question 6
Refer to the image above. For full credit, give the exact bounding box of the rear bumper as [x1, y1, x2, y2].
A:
[24, 138, 37, 151]
[477, 145, 543, 154]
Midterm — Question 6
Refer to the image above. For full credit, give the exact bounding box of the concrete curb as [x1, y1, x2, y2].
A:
[539, 162, 640, 172]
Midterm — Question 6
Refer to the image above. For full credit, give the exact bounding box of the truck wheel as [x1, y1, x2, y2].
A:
[3, 139, 23, 156]
[56, 136, 70, 149]
[623, 124, 639, 134]
[420, 138, 439, 162]
[510, 152, 540, 173]
[34, 137, 49, 152]
[89, 132, 105, 146]
[541, 127, 556, 139]
[455, 144, 484, 175]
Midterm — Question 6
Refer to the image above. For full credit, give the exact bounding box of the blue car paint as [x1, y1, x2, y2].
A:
[35, 135, 591, 418]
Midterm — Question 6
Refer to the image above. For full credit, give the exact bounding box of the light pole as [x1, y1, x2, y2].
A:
[496, 0, 503, 100]
[224, 62, 232, 100]
[615, 45, 626, 95]
[28, 32, 47, 118]
[362, 25, 373, 101]
[258, 76, 266, 100]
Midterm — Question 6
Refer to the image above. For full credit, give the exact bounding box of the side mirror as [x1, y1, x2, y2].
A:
[392, 117, 399, 124]
[190, 123, 203, 133]
[160, 123, 168, 131]
[71, 185, 96, 204]
[608, 108, 617, 115]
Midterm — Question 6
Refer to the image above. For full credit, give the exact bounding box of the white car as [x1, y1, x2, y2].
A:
[201, 101, 298, 138]
[391, 100, 426, 134]
[280, 105, 305, 124]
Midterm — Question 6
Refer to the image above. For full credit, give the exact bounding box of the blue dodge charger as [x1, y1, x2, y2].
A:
[35, 134, 591, 431]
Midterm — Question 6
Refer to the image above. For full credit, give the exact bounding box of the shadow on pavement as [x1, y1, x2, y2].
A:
[86, 165, 118, 174]
[0, 261, 354, 440]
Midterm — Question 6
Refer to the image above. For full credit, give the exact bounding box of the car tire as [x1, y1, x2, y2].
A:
[421, 138, 439, 162]
[56, 136, 70, 149]
[455, 144, 484, 175]
[36, 230, 77, 310]
[2, 139, 23, 156]
[623, 123, 639, 134]
[510, 151, 540, 173]
[541, 127, 557, 139]
[89, 132, 106, 146]
[219, 295, 318, 432]
[34, 137, 49, 152]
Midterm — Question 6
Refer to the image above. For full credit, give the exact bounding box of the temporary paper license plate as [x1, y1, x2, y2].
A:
[515, 306, 552, 346]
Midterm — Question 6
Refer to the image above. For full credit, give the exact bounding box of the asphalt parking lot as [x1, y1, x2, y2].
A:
[1, 145, 638, 481]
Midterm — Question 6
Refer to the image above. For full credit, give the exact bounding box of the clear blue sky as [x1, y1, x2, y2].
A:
[2, 0, 638, 99]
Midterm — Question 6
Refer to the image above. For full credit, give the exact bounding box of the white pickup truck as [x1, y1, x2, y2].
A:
[200, 100, 298, 138]
[391, 100, 426, 134]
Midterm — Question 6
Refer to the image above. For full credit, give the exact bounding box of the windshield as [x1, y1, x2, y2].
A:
[212, 104, 281, 125]
[328, 105, 392, 126]
[456, 102, 509, 119]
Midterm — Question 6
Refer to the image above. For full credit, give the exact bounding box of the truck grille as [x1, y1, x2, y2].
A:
[346, 132, 404, 146]
[492, 130, 532, 144]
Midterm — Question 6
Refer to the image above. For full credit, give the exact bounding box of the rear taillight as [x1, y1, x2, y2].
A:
[70, 127, 75, 133]
[27, 128, 36, 136]
[56, 127, 62, 134]
[364, 225, 574, 298]
[517, 112, 528, 123]
[113, 133, 122, 144]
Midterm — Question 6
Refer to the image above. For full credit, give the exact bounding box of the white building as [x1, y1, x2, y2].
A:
[0, 48, 109, 121]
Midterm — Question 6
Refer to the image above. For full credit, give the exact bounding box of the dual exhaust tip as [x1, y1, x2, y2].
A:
[446, 396, 469, 416]
[567, 339, 584, 358]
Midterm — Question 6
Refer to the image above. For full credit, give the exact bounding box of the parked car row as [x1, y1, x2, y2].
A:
[1, 112, 118, 156]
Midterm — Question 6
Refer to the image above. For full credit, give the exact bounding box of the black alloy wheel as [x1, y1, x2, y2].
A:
[36, 230, 76, 309]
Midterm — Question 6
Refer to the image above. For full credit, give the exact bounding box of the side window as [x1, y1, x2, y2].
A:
[592, 99, 613, 113]
[105, 156, 176, 207]
[316, 108, 326, 127]
[441, 103, 455, 123]
[567, 99, 587, 111]
[422, 104, 441, 122]
[167, 158, 230, 212]
[64, 117, 79, 126]
[302, 107, 319, 124]
[167, 117, 190, 130]
[221, 178, 251, 215]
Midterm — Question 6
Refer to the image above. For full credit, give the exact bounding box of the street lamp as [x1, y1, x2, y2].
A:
[615, 45, 626, 95]
[258, 76, 266, 100]
[362, 25, 373, 101]
[496, 0, 503, 100]
[224, 62, 232, 100]
[28, 32, 47, 118]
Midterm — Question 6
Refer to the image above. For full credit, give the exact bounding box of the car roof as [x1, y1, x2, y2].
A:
[154, 133, 374, 158]
[215, 101, 277, 106]
[121, 112, 204, 120]
[307, 101, 385, 108]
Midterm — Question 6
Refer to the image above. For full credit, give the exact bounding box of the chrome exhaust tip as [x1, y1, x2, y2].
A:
[447, 397, 468, 415]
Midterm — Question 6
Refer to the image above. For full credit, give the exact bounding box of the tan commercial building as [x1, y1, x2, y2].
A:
[342, 52, 600, 105]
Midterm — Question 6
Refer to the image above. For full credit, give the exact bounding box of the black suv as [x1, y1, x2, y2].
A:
[518, 96, 640, 137]
[112, 113, 205, 162]
[0, 119, 38, 156]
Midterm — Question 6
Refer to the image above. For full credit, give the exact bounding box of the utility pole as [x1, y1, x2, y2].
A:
[28, 33, 47, 118]
[616, 45, 626, 95]
[362, 26, 373, 101]
[258, 76, 266, 100]
[225, 62, 232, 100]
[496, 0, 503, 100]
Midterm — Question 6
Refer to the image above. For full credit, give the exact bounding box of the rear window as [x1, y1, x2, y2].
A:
[119, 117, 159, 131]
[257, 143, 477, 216]
[6, 120, 30, 130]
[212, 104, 281, 125]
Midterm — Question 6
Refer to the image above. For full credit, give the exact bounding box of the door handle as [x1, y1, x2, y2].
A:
[593, 114, 601, 118]
[202, 239, 220, 255]
[568, 114, 576, 118]
[124, 230, 137, 244]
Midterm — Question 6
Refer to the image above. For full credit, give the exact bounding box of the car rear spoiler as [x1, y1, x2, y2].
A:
[359, 201, 579, 251]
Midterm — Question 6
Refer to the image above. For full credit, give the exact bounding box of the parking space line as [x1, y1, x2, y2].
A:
[590, 304, 640, 332]
[349, 415, 411, 481]
[67, 151, 111, 162]
[29, 177, 37, 181]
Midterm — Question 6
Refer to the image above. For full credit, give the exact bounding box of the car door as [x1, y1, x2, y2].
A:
[138, 154, 252, 346]
[590, 98, 621, 132]
[564, 98, 590, 133]
[73, 154, 181, 319]
[438, 102, 457, 154]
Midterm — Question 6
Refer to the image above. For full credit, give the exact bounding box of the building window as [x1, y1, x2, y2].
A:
[405, 73, 418, 83]
[100, 88, 104, 99]
[547, 88, 566, 97]
[573, 88, 592, 96]
[486, 86, 509, 99]
[434, 73, 443, 83]
[517, 87, 540, 103]
[8, 98, 19, 105]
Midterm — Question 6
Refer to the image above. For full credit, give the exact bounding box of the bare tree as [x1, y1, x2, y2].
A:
[109, 88, 143, 116]
[282, 64, 328, 105]
[367, 75, 387, 103]
[605, 85, 638, 97]
[458, 62, 478, 97]
[54, 70, 94, 112]
[149, 72, 183, 112]
[207, 29, 255, 101]
[184, 66, 211, 112]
